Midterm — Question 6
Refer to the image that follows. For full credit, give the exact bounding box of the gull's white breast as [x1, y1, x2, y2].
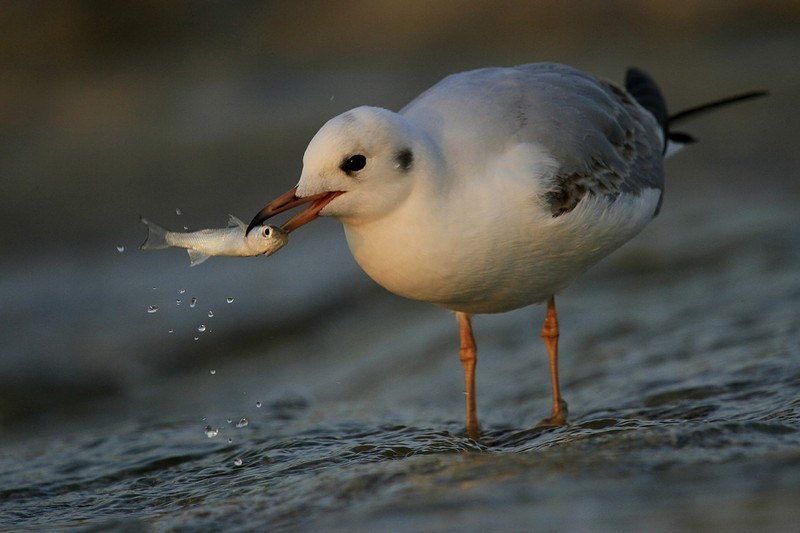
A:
[342, 142, 661, 314]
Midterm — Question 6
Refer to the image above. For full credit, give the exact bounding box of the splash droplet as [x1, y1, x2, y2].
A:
[116, 245, 124, 253]
[256, 401, 262, 408]
[228, 437, 233, 444]
[226, 418, 232, 424]
[175, 208, 182, 216]
[234, 457, 243, 467]
[204, 426, 218, 438]
[147, 305, 159, 314]
[179, 288, 186, 294]
[198, 324, 206, 332]
[236, 417, 249, 428]
[190, 297, 197, 308]
[226, 297, 234, 304]
[210, 369, 216, 375]
[193, 336, 199, 341]
[168, 329, 174, 334]
[176, 299, 181, 306]
[207, 310, 214, 318]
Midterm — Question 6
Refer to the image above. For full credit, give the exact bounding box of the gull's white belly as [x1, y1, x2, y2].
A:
[343, 188, 661, 314]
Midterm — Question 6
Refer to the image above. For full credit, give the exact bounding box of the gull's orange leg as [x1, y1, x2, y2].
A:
[456, 312, 481, 440]
[539, 296, 568, 426]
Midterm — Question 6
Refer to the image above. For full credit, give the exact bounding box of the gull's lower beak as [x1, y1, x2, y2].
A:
[246, 186, 344, 235]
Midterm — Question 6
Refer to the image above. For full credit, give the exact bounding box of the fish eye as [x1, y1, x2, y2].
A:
[262, 226, 272, 237]
[340, 154, 366, 175]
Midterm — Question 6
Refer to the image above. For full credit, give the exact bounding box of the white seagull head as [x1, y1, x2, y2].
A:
[295, 106, 438, 225]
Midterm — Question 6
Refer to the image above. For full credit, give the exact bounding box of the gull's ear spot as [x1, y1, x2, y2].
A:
[395, 148, 414, 172]
[341, 154, 367, 175]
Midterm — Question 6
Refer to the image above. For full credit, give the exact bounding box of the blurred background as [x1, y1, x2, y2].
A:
[1, 0, 798, 433]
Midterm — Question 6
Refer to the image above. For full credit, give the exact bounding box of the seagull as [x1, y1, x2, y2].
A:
[246, 62, 764, 440]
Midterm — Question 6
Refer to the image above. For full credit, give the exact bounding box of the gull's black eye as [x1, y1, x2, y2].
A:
[340, 154, 367, 175]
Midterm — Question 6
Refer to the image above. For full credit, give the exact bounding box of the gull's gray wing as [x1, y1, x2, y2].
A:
[402, 62, 666, 217]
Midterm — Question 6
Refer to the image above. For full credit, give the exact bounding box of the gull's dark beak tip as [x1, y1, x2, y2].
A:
[246, 186, 302, 235]
[245, 216, 262, 236]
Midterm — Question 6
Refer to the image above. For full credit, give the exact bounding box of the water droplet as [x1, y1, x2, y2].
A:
[198, 324, 206, 332]
[152, 286, 158, 291]
[210, 369, 216, 375]
[204, 425, 219, 438]
[147, 305, 159, 314]
[226, 297, 234, 304]
[226, 418, 232, 424]
[179, 288, 186, 294]
[190, 297, 197, 308]
[176, 299, 181, 306]
[193, 336, 199, 341]
[116, 245, 124, 253]
[228, 437, 233, 444]
[256, 401, 262, 408]
[234, 457, 243, 467]
[207, 310, 214, 318]
[236, 417, 249, 428]
[168, 329, 174, 334]
[175, 208, 182, 215]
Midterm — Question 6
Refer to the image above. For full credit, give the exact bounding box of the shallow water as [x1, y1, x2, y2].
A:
[2, 189, 800, 532]
[2, 369, 798, 532]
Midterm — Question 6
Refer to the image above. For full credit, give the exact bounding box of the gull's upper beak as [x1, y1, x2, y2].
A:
[246, 186, 344, 235]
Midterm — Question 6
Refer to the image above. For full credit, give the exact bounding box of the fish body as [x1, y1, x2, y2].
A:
[140, 215, 288, 266]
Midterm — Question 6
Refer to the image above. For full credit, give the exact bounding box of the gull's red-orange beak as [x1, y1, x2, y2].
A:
[246, 186, 344, 235]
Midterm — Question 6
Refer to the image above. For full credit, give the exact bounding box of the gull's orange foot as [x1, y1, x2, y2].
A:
[538, 399, 569, 427]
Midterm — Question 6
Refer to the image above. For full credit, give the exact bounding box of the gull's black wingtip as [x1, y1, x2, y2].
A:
[625, 67, 669, 134]
[668, 90, 769, 124]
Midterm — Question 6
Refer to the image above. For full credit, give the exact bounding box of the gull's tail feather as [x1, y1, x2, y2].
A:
[139, 217, 170, 250]
[626, 67, 767, 156]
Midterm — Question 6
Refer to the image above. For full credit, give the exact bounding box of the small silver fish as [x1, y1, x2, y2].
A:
[140, 215, 288, 266]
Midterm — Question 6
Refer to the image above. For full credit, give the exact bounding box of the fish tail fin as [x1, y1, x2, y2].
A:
[187, 249, 211, 266]
[139, 217, 171, 250]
